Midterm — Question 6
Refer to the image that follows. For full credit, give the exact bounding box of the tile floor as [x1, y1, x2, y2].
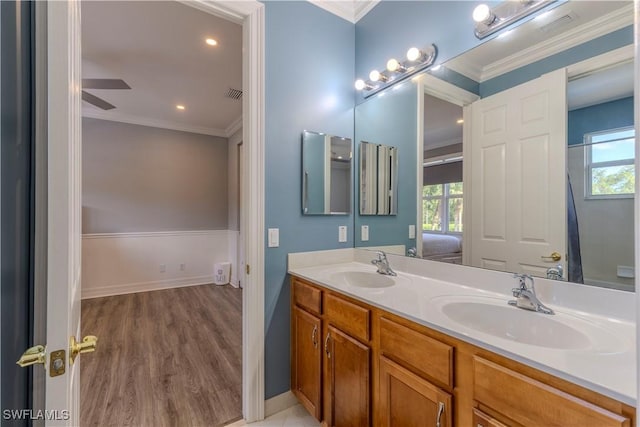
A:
[225, 405, 319, 427]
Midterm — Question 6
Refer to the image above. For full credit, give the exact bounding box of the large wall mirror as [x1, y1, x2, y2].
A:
[302, 130, 353, 215]
[354, 0, 635, 291]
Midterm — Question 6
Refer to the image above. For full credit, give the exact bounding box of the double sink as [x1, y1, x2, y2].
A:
[329, 270, 627, 353]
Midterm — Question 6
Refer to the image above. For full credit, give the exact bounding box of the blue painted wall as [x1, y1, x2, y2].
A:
[264, 1, 355, 398]
[354, 81, 418, 248]
[480, 26, 633, 97]
[568, 97, 634, 145]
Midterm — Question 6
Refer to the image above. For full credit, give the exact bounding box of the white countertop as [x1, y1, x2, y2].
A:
[288, 249, 637, 406]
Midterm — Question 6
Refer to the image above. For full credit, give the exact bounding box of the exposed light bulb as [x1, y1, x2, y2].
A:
[369, 70, 381, 81]
[406, 47, 422, 62]
[386, 58, 401, 72]
[473, 4, 494, 24]
[355, 79, 367, 91]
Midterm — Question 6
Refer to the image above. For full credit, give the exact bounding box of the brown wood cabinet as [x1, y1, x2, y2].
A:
[290, 275, 635, 427]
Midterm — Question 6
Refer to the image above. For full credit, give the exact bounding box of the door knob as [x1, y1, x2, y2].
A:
[70, 335, 98, 364]
[541, 252, 562, 262]
[16, 345, 46, 367]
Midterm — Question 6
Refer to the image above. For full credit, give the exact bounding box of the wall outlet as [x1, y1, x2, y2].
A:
[339, 226, 348, 243]
[160, 264, 166, 273]
[409, 225, 416, 239]
[361, 225, 369, 241]
[180, 263, 186, 271]
[268, 228, 279, 248]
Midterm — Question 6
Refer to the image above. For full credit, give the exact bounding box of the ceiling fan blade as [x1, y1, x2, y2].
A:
[82, 91, 116, 110]
[82, 78, 131, 90]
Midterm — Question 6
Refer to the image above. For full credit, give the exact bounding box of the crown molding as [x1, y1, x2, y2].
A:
[308, 0, 380, 23]
[82, 109, 237, 138]
[480, 4, 633, 82]
[225, 115, 243, 137]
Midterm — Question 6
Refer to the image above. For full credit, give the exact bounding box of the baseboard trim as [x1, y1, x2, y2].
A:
[264, 391, 298, 418]
[81, 275, 217, 299]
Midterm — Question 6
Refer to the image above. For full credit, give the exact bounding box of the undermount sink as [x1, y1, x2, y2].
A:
[329, 271, 396, 289]
[431, 295, 626, 352]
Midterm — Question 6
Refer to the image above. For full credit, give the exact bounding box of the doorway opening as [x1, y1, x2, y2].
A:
[79, 2, 244, 425]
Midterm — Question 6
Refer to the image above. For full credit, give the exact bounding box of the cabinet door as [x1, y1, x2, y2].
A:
[326, 325, 370, 427]
[292, 306, 322, 420]
[379, 356, 452, 427]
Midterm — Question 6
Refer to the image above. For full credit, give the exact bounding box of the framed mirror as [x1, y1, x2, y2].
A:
[354, 0, 635, 291]
[359, 141, 398, 215]
[302, 130, 352, 215]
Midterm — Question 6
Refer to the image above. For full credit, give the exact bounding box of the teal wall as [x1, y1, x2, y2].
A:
[568, 97, 634, 145]
[264, 1, 355, 398]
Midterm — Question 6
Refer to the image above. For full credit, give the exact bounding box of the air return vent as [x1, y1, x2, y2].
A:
[539, 13, 575, 33]
[225, 88, 243, 100]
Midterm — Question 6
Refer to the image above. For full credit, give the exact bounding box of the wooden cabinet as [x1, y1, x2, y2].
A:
[379, 356, 451, 427]
[324, 326, 370, 427]
[291, 306, 322, 419]
[290, 276, 635, 427]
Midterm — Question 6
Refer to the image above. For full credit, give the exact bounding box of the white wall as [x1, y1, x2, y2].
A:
[81, 230, 239, 299]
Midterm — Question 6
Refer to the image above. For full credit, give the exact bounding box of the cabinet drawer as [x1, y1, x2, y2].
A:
[324, 293, 370, 342]
[293, 279, 322, 315]
[473, 408, 508, 427]
[380, 317, 453, 388]
[473, 357, 630, 427]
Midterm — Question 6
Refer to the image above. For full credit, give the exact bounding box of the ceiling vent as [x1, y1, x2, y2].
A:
[539, 13, 576, 33]
[225, 88, 243, 100]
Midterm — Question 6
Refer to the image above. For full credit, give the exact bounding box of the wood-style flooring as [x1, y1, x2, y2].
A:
[80, 284, 242, 427]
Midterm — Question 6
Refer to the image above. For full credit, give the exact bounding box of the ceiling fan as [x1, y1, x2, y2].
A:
[82, 78, 131, 110]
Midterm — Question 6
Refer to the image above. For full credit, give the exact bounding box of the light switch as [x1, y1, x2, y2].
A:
[361, 225, 369, 241]
[268, 228, 279, 248]
[338, 226, 348, 243]
[409, 224, 416, 239]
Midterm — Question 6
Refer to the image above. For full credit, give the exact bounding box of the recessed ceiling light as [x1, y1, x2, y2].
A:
[205, 38, 218, 46]
[456, 118, 464, 124]
[176, 105, 186, 110]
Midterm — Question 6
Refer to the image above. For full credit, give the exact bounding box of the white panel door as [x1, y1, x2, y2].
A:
[469, 68, 567, 276]
[45, 1, 83, 425]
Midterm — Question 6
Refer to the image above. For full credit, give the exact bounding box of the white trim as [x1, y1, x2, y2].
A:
[308, 0, 380, 23]
[566, 44, 634, 79]
[421, 73, 479, 107]
[264, 391, 299, 418]
[82, 229, 227, 239]
[226, 115, 243, 137]
[423, 137, 463, 151]
[82, 109, 230, 138]
[159, 0, 266, 422]
[479, 4, 634, 82]
[354, 0, 380, 23]
[82, 276, 219, 299]
[633, 1, 639, 417]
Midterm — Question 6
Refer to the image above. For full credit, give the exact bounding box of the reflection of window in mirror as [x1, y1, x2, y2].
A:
[422, 183, 463, 233]
[584, 127, 635, 199]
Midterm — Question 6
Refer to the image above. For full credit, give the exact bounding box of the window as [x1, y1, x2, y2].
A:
[585, 127, 635, 198]
[422, 182, 463, 233]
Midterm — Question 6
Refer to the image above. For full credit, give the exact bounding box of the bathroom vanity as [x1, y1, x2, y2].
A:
[288, 249, 636, 427]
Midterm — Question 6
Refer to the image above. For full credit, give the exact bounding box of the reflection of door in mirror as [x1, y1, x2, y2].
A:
[467, 68, 567, 278]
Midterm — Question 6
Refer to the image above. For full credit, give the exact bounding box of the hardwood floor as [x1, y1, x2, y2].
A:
[80, 284, 242, 427]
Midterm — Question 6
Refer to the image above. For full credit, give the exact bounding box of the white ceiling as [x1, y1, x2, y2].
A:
[81, 1, 242, 137]
[308, 0, 380, 23]
[423, 94, 463, 151]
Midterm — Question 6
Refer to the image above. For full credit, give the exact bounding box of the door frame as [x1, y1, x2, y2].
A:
[45, 0, 266, 422]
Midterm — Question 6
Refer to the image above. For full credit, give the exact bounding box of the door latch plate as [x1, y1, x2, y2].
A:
[49, 350, 66, 377]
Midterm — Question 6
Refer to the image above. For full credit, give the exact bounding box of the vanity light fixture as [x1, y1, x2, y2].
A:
[473, 0, 557, 39]
[355, 43, 438, 97]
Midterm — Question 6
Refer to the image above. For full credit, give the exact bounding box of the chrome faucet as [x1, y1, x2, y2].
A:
[508, 274, 555, 315]
[546, 264, 563, 280]
[371, 251, 397, 276]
